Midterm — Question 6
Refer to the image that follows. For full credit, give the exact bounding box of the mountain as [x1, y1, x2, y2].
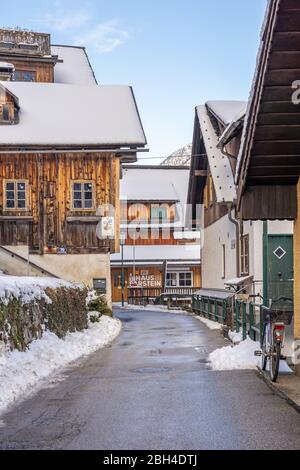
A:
[161, 144, 192, 167]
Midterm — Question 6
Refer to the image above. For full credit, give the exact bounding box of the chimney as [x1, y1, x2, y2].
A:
[0, 62, 14, 81]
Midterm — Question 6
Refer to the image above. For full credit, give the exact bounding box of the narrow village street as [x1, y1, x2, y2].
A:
[1, 308, 300, 451]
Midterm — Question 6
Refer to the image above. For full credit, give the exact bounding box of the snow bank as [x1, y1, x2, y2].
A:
[228, 330, 243, 345]
[0, 315, 121, 416]
[0, 275, 75, 305]
[194, 316, 223, 331]
[209, 337, 260, 371]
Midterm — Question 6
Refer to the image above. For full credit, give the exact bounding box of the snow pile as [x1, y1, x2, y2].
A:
[0, 275, 75, 305]
[0, 315, 121, 416]
[209, 337, 260, 371]
[86, 289, 99, 306]
[228, 330, 243, 345]
[195, 316, 223, 331]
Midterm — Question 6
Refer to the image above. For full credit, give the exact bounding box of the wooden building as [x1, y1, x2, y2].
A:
[236, 0, 300, 370]
[0, 29, 147, 304]
[110, 166, 201, 303]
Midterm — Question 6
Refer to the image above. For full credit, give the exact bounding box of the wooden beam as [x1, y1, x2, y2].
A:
[195, 170, 208, 177]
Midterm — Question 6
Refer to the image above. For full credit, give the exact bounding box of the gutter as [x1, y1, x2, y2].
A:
[228, 204, 240, 278]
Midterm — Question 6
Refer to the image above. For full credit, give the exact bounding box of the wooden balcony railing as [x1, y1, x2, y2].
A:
[127, 287, 200, 306]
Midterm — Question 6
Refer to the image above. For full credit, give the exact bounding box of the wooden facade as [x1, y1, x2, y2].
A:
[111, 166, 201, 302]
[8, 59, 55, 83]
[0, 152, 120, 255]
[0, 30, 57, 84]
[111, 265, 201, 303]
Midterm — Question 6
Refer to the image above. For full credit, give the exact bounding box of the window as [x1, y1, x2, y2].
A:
[166, 272, 193, 288]
[14, 70, 36, 82]
[72, 181, 94, 210]
[203, 184, 208, 209]
[151, 207, 168, 223]
[222, 244, 226, 279]
[0, 104, 10, 122]
[18, 43, 39, 52]
[166, 272, 177, 287]
[179, 272, 192, 287]
[209, 175, 214, 205]
[0, 41, 14, 50]
[240, 235, 250, 276]
[4, 180, 27, 210]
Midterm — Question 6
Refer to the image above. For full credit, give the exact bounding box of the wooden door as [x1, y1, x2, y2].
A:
[111, 268, 128, 303]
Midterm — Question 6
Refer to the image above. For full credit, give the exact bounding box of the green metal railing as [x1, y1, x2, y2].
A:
[192, 295, 228, 324]
[192, 295, 271, 342]
[235, 300, 262, 341]
[192, 279, 294, 342]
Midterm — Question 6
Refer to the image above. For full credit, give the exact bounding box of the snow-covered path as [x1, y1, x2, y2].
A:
[0, 308, 300, 450]
[0, 316, 121, 416]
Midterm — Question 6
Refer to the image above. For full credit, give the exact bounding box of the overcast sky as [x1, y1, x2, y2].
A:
[2, 0, 267, 163]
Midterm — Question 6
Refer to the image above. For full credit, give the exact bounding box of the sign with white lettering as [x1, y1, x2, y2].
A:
[129, 274, 161, 288]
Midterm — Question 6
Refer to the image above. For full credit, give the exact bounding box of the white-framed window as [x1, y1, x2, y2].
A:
[4, 180, 28, 210]
[166, 271, 193, 287]
[71, 181, 94, 210]
[240, 234, 250, 276]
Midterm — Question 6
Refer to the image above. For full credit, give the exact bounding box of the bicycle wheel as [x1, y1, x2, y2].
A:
[270, 335, 281, 382]
[261, 325, 268, 371]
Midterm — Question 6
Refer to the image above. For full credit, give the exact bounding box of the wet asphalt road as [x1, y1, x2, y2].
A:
[0, 308, 300, 450]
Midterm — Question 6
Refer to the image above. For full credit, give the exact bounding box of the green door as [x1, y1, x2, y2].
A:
[267, 235, 294, 303]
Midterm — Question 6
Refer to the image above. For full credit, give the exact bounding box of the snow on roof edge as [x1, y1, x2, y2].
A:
[196, 105, 236, 203]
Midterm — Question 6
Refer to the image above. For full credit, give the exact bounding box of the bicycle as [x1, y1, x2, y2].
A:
[256, 297, 293, 383]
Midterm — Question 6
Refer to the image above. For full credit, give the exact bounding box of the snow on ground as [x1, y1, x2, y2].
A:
[0, 275, 75, 305]
[194, 316, 223, 331]
[228, 330, 243, 344]
[209, 337, 260, 371]
[0, 315, 121, 416]
[113, 302, 190, 315]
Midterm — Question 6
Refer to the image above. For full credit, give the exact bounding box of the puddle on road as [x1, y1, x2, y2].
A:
[131, 367, 172, 374]
[195, 346, 208, 354]
[150, 327, 176, 331]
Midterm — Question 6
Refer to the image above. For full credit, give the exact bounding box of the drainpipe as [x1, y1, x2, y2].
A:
[228, 205, 240, 278]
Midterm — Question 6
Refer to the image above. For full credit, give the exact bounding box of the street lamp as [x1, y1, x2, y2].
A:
[120, 232, 126, 307]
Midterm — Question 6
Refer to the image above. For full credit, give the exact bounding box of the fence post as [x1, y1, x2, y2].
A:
[222, 300, 227, 324]
[235, 301, 240, 333]
[249, 302, 255, 341]
[242, 302, 247, 340]
[214, 300, 218, 321]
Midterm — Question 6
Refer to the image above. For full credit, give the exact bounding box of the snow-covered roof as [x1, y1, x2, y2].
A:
[206, 100, 247, 126]
[161, 144, 192, 167]
[0, 62, 14, 69]
[0, 82, 147, 149]
[111, 244, 200, 265]
[121, 166, 189, 203]
[225, 276, 253, 287]
[196, 105, 236, 203]
[51, 45, 97, 86]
